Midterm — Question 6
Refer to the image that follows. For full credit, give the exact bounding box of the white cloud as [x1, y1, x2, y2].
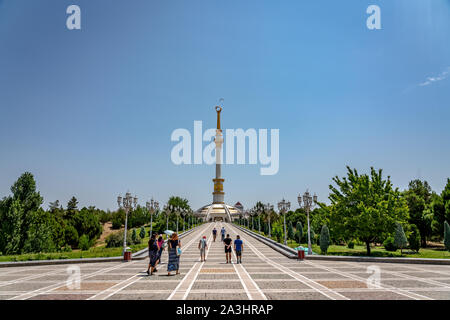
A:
[419, 67, 450, 86]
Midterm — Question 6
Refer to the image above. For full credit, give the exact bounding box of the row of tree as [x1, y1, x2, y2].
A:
[0, 173, 106, 255]
[0, 172, 203, 255]
[237, 167, 450, 255]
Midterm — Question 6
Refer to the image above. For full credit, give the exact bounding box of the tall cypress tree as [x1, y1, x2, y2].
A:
[320, 225, 330, 254]
[296, 222, 303, 244]
[394, 222, 408, 254]
[444, 221, 450, 251]
[288, 221, 294, 240]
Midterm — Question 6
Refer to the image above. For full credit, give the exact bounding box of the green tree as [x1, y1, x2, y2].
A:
[394, 222, 408, 255]
[295, 222, 303, 244]
[131, 229, 138, 243]
[166, 196, 191, 231]
[408, 224, 421, 253]
[72, 207, 102, 242]
[48, 200, 61, 212]
[403, 180, 433, 247]
[49, 214, 66, 250]
[320, 225, 330, 254]
[64, 224, 79, 247]
[23, 209, 55, 253]
[12, 172, 43, 250]
[0, 172, 44, 254]
[264, 222, 269, 235]
[431, 180, 450, 239]
[112, 209, 125, 229]
[66, 196, 79, 220]
[78, 234, 91, 251]
[0, 199, 23, 254]
[287, 221, 294, 240]
[272, 222, 283, 242]
[139, 226, 146, 239]
[444, 221, 450, 251]
[328, 166, 409, 255]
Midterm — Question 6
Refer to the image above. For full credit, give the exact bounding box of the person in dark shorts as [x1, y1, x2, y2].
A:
[234, 235, 243, 264]
[212, 228, 217, 242]
[221, 227, 226, 242]
[223, 234, 232, 263]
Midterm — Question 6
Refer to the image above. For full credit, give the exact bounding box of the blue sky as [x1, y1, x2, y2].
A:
[0, 0, 449, 211]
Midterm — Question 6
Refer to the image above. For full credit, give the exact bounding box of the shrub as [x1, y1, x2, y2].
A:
[295, 222, 303, 244]
[394, 222, 408, 254]
[445, 221, 450, 251]
[139, 226, 146, 239]
[131, 229, 141, 244]
[383, 237, 397, 252]
[287, 222, 295, 240]
[105, 230, 139, 248]
[99, 210, 111, 224]
[408, 224, 421, 252]
[73, 208, 102, 242]
[78, 234, 91, 251]
[64, 224, 79, 248]
[264, 223, 269, 235]
[111, 210, 125, 229]
[320, 225, 330, 254]
[347, 241, 355, 249]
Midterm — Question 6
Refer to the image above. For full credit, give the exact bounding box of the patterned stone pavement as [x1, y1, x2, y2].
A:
[1, 222, 450, 300]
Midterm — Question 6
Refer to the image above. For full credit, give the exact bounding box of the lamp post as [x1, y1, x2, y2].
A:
[117, 192, 138, 255]
[264, 203, 274, 237]
[176, 209, 179, 234]
[278, 199, 290, 246]
[258, 208, 262, 233]
[164, 204, 174, 238]
[146, 198, 159, 238]
[181, 208, 188, 233]
[298, 190, 317, 255]
[250, 209, 255, 230]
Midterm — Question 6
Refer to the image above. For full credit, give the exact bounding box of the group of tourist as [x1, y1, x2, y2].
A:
[210, 226, 244, 264]
[147, 225, 244, 277]
[146, 232, 181, 276]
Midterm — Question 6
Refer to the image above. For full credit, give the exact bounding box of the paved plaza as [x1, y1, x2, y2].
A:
[1, 222, 450, 300]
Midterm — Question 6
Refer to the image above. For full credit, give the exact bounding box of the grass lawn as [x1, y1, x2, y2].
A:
[0, 223, 200, 262]
[237, 224, 450, 259]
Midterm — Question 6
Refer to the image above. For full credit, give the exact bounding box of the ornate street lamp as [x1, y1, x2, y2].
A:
[181, 208, 188, 233]
[146, 198, 159, 238]
[163, 204, 174, 237]
[264, 203, 274, 237]
[117, 192, 138, 256]
[277, 199, 291, 246]
[256, 207, 262, 233]
[298, 190, 317, 255]
[249, 208, 255, 230]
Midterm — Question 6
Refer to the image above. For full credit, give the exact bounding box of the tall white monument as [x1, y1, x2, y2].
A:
[195, 105, 241, 222]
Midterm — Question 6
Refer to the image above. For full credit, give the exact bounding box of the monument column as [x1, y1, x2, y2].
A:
[212, 106, 225, 204]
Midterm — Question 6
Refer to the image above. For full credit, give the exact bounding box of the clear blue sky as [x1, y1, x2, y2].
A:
[0, 0, 449, 211]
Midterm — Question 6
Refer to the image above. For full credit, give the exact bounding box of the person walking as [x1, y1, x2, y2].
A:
[146, 234, 159, 275]
[198, 236, 208, 262]
[223, 233, 232, 263]
[221, 227, 226, 242]
[212, 228, 217, 242]
[167, 233, 181, 276]
[234, 235, 243, 264]
[155, 234, 165, 270]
